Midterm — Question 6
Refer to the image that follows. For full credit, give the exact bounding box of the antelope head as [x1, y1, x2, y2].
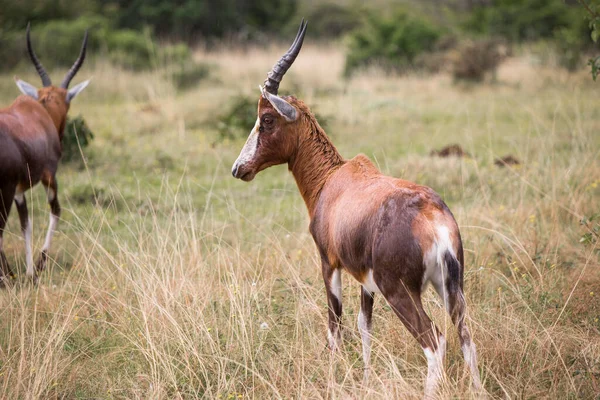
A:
[232, 20, 308, 182]
[15, 23, 90, 137]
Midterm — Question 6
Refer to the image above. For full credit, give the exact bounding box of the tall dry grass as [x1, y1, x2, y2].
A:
[0, 43, 598, 399]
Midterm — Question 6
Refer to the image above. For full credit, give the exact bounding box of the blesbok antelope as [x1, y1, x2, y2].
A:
[0, 24, 90, 286]
[232, 21, 482, 397]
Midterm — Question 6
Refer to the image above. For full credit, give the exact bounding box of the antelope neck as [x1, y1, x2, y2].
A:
[288, 119, 344, 216]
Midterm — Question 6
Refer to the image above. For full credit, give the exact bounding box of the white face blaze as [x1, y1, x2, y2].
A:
[232, 117, 260, 176]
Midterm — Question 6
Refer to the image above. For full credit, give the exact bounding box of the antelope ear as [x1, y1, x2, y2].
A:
[260, 86, 298, 122]
[66, 79, 91, 103]
[15, 79, 38, 99]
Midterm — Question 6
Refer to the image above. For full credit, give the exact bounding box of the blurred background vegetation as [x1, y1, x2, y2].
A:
[0, 0, 597, 78]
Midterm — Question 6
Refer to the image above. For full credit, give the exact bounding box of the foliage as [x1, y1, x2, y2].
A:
[463, 0, 579, 42]
[0, 30, 23, 71]
[305, 2, 362, 39]
[112, 0, 297, 40]
[216, 95, 257, 142]
[0, 0, 100, 31]
[580, 213, 600, 244]
[171, 63, 211, 91]
[578, 0, 600, 80]
[344, 11, 442, 76]
[451, 39, 508, 82]
[553, 27, 586, 72]
[62, 115, 94, 163]
[0, 17, 195, 72]
[105, 27, 155, 70]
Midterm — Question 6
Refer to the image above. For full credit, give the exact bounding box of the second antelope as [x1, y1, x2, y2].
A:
[231, 21, 482, 397]
[0, 25, 90, 285]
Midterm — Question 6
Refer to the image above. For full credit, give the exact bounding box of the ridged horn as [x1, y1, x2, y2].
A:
[60, 30, 88, 89]
[26, 23, 51, 87]
[263, 19, 307, 95]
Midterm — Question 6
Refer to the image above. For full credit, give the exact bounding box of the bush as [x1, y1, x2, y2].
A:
[451, 39, 509, 82]
[554, 27, 585, 72]
[306, 3, 362, 39]
[62, 115, 94, 163]
[105, 28, 155, 70]
[0, 30, 23, 71]
[216, 95, 257, 142]
[0, 18, 196, 72]
[344, 11, 442, 76]
[171, 63, 211, 91]
[27, 16, 108, 68]
[463, 0, 580, 42]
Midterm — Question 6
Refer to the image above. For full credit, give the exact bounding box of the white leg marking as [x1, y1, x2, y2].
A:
[24, 218, 34, 276]
[14, 192, 24, 204]
[232, 118, 260, 173]
[327, 328, 339, 351]
[328, 269, 342, 351]
[362, 269, 381, 294]
[423, 336, 446, 398]
[330, 268, 342, 302]
[462, 341, 482, 391]
[358, 309, 372, 381]
[42, 213, 58, 251]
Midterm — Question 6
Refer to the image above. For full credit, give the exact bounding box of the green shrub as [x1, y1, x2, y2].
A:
[554, 28, 585, 72]
[159, 43, 192, 65]
[62, 115, 94, 163]
[452, 39, 508, 82]
[306, 3, 362, 39]
[0, 19, 197, 72]
[344, 11, 442, 76]
[28, 16, 108, 67]
[106, 28, 154, 70]
[171, 63, 211, 91]
[463, 0, 579, 42]
[216, 95, 257, 142]
[0, 30, 23, 71]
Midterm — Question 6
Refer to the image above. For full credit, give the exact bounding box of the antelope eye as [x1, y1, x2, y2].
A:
[262, 116, 274, 125]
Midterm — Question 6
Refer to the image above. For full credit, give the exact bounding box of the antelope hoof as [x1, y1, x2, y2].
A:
[36, 251, 48, 272]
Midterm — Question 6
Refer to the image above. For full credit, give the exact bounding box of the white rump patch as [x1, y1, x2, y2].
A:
[361, 269, 381, 294]
[423, 225, 455, 305]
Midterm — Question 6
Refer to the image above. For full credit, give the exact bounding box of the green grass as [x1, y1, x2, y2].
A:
[0, 47, 598, 399]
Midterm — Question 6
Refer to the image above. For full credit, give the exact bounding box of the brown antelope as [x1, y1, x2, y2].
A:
[0, 24, 90, 286]
[232, 21, 482, 397]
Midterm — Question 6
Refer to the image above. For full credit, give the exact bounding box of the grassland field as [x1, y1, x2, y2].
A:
[0, 43, 598, 399]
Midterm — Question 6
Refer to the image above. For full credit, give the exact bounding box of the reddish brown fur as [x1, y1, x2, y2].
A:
[0, 87, 75, 284]
[233, 92, 482, 394]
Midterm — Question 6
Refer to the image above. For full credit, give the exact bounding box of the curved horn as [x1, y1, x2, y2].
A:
[61, 30, 88, 89]
[264, 19, 307, 95]
[26, 23, 51, 87]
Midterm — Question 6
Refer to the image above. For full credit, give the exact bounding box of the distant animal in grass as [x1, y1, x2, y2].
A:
[231, 20, 482, 398]
[494, 155, 521, 167]
[0, 24, 90, 285]
[430, 144, 471, 158]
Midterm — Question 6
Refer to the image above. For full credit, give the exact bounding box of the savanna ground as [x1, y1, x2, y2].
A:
[0, 43, 599, 399]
